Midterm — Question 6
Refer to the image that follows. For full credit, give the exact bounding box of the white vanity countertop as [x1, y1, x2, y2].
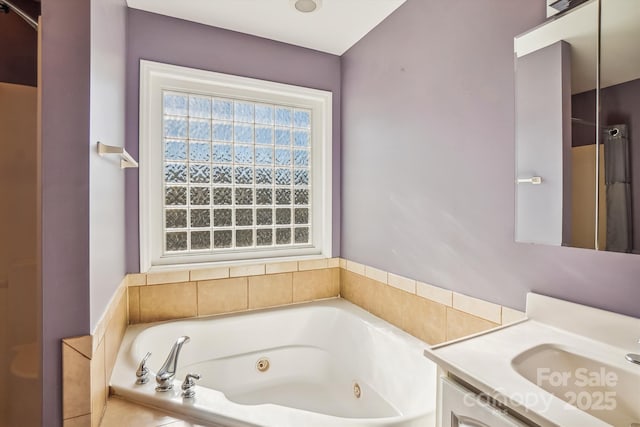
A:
[424, 293, 640, 427]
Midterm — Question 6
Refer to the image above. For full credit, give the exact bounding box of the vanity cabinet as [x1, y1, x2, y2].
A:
[439, 377, 533, 427]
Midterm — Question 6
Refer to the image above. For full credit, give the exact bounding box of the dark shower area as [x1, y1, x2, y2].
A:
[0, 1, 40, 426]
[0, 0, 39, 86]
[572, 78, 640, 253]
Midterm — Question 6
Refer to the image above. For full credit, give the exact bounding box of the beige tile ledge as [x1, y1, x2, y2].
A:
[364, 265, 387, 283]
[63, 335, 93, 360]
[130, 257, 341, 286]
[147, 270, 190, 286]
[345, 260, 365, 275]
[339, 258, 525, 326]
[128, 257, 524, 327]
[417, 281, 453, 307]
[265, 261, 298, 274]
[452, 292, 502, 324]
[126, 273, 146, 286]
[190, 266, 229, 281]
[388, 273, 416, 294]
[501, 306, 526, 324]
[128, 268, 341, 325]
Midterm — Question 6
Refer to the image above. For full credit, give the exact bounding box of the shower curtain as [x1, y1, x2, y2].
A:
[604, 124, 632, 252]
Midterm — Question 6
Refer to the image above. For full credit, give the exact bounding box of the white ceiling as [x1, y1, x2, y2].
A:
[126, 0, 406, 55]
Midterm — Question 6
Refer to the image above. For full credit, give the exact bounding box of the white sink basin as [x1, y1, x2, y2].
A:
[427, 294, 640, 427]
[512, 344, 640, 427]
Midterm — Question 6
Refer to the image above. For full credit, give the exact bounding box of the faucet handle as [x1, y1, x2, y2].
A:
[181, 373, 201, 398]
[136, 352, 152, 385]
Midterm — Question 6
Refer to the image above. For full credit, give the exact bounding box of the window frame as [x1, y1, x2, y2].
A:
[139, 60, 333, 272]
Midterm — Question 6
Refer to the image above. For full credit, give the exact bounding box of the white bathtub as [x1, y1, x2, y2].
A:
[111, 299, 437, 427]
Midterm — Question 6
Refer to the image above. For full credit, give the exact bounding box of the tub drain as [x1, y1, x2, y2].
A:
[353, 382, 361, 399]
[256, 358, 270, 372]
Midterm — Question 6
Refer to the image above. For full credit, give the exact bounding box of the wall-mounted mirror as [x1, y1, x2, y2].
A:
[598, 0, 640, 253]
[514, 0, 640, 254]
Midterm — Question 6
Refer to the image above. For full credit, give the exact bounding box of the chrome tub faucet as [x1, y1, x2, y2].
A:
[156, 336, 191, 391]
[181, 373, 201, 398]
[136, 352, 152, 384]
[626, 338, 640, 366]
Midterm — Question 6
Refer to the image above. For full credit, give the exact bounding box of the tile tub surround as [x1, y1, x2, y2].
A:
[61, 257, 342, 427]
[341, 259, 526, 344]
[127, 257, 523, 340]
[127, 261, 341, 324]
[61, 257, 524, 426]
[62, 278, 128, 427]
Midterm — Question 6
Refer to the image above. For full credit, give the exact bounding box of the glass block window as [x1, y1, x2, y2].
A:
[140, 61, 332, 269]
[162, 91, 312, 254]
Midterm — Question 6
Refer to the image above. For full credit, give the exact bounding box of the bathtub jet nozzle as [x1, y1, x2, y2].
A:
[155, 336, 190, 392]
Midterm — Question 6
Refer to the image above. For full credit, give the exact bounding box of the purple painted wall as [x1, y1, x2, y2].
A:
[89, 0, 127, 331]
[125, 9, 342, 272]
[341, 0, 640, 318]
[41, 0, 91, 425]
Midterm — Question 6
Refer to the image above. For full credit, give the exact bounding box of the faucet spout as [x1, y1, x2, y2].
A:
[626, 353, 640, 365]
[156, 336, 190, 391]
[626, 338, 640, 366]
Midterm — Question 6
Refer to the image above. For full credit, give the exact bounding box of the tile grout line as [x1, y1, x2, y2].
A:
[245, 277, 249, 310]
[137, 286, 141, 325]
[444, 305, 449, 341]
[195, 280, 200, 317]
[62, 413, 91, 422]
[63, 341, 91, 362]
[290, 272, 294, 304]
[126, 287, 130, 325]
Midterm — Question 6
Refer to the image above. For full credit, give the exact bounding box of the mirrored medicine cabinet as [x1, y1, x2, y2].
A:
[515, 0, 640, 254]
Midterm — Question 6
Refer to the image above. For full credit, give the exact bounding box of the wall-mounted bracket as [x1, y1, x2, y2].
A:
[97, 142, 139, 169]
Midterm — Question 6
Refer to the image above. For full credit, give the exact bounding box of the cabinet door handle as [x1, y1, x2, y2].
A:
[516, 176, 543, 184]
[453, 413, 491, 427]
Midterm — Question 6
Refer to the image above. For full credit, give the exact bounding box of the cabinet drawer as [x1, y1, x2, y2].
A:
[440, 377, 531, 427]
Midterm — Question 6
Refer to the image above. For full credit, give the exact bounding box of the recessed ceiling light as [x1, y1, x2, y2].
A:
[293, 0, 320, 13]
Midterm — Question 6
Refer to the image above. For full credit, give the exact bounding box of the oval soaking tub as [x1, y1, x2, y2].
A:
[111, 298, 437, 427]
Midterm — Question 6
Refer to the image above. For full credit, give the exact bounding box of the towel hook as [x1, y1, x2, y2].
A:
[97, 142, 139, 169]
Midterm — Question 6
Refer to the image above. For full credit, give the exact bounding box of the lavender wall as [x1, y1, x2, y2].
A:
[89, 0, 127, 331]
[125, 9, 342, 272]
[41, 0, 91, 425]
[341, 0, 640, 318]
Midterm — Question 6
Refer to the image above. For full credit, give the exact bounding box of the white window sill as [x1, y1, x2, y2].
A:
[144, 254, 337, 274]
